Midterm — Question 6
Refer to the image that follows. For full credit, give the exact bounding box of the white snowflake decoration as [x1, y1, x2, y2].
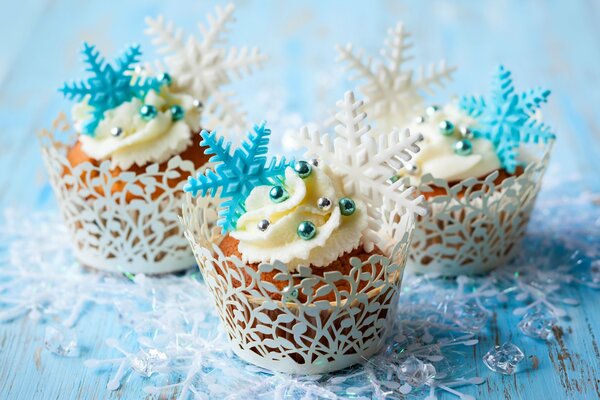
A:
[290, 91, 426, 251]
[145, 3, 267, 131]
[337, 21, 455, 130]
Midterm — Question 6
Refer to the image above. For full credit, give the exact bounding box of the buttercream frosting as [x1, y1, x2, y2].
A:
[74, 88, 201, 169]
[230, 164, 367, 270]
[401, 103, 501, 183]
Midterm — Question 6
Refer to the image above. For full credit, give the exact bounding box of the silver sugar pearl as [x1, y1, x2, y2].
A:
[405, 163, 419, 175]
[310, 158, 319, 167]
[257, 219, 270, 231]
[415, 115, 426, 124]
[317, 197, 332, 211]
[110, 127, 123, 137]
[192, 99, 204, 110]
[459, 126, 474, 138]
[425, 105, 440, 116]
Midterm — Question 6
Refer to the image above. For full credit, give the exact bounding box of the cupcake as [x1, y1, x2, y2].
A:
[39, 5, 265, 274]
[337, 23, 554, 275]
[397, 66, 555, 275]
[181, 91, 425, 374]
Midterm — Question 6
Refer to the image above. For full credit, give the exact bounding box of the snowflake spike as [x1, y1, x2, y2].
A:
[115, 44, 142, 74]
[185, 122, 291, 232]
[520, 87, 551, 112]
[144, 15, 186, 55]
[381, 21, 413, 74]
[459, 65, 555, 171]
[199, 129, 233, 165]
[81, 42, 106, 78]
[198, 3, 236, 51]
[337, 21, 455, 128]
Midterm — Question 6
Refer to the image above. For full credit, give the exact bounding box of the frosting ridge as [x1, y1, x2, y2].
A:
[231, 164, 367, 270]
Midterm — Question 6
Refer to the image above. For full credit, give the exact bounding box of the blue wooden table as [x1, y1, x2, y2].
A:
[1, 1, 599, 399]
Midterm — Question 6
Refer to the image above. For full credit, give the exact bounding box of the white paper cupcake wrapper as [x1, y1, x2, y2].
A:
[405, 142, 554, 276]
[38, 114, 212, 274]
[181, 193, 415, 374]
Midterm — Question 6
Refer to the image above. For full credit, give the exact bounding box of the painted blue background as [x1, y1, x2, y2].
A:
[1, 0, 599, 399]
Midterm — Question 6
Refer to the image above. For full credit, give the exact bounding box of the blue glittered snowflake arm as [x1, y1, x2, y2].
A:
[184, 168, 230, 198]
[116, 44, 142, 74]
[218, 198, 246, 232]
[521, 120, 556, 144]
[459, 95, 486, 118]
[520, 87, 551, 112]
[59, 81, 91, 102]
[200, 130, 234, 165]
[131, 76, 162, 98]
[496, 140, 520, 174]
[490, 65, 515, 104]
[81, 43, 106, 78]
[240, 122, 270, 162]
[262, 157, 293, 182]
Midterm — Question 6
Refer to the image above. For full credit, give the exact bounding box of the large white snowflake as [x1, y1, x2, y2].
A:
[337, 21, 455, 130]
[145, 3, 267, 131]
[290, 91, 426, 251]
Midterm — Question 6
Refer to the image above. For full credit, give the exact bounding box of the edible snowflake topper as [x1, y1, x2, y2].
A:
[337, 21, 456, 131]
[184, 122, 291, 233]
[145, 3, 267, 132]
[60, 43, 162, 136]
[460, 65, 555, 173]
[290, 91, 426, 251]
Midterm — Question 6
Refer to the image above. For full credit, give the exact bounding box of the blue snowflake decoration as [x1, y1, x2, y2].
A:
[60, 43, 163, 136]
[459, 65, 555, 173]
[184, 122, 292, 233]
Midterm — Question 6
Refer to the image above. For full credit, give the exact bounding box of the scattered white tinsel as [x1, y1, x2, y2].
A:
[0, 178, 598, 399]
[145, 3, 268, 133]
[337, 21, 455, 130]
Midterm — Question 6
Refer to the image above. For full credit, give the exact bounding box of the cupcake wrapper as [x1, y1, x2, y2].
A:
[38, 114, 210, 274]
[406, 142, 553, 276]
[181, 194, 415, 374]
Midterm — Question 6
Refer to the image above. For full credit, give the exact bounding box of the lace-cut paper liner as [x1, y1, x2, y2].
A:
[406, 141, 554, 276]
[38, 114, 214, 274]
[181, 193, 416, 374]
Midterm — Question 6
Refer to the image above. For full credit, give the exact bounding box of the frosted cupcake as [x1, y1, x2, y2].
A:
[398, 66, 555, 275]
[39, 5, 265, 274]
[181, 91, 424, 374]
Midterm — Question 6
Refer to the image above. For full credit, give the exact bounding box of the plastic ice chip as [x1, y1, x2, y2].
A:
[483, 342, 524, 375]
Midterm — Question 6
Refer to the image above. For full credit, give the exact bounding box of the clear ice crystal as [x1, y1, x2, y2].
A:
[483, 342, 524, 375]
[44, 325, 78, 357]
[130, 348, 168, 377]
[452, 299, 489, 332]
[518, 309, 558, 340]
[398, 355, 436, 387]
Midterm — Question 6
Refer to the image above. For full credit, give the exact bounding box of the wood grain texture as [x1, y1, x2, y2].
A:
[0, 1, 599, 399]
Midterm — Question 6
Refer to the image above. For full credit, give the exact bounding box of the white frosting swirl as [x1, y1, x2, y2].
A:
[230, 165, 367, 270]
[74, 88, 201, 169]
[402, 103, 501, 183]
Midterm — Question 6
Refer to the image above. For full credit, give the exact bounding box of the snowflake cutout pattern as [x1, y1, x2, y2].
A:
[145, 3, 267, 103]
[459, 65, 555, 173]
[59, 43, 162, 136]
[184, 122, 291, 232]
[337, 21, 455, 130]
[290, 91, 426, 251]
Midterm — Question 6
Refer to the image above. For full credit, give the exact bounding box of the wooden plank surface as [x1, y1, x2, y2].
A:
[1, 1, 599, 399]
